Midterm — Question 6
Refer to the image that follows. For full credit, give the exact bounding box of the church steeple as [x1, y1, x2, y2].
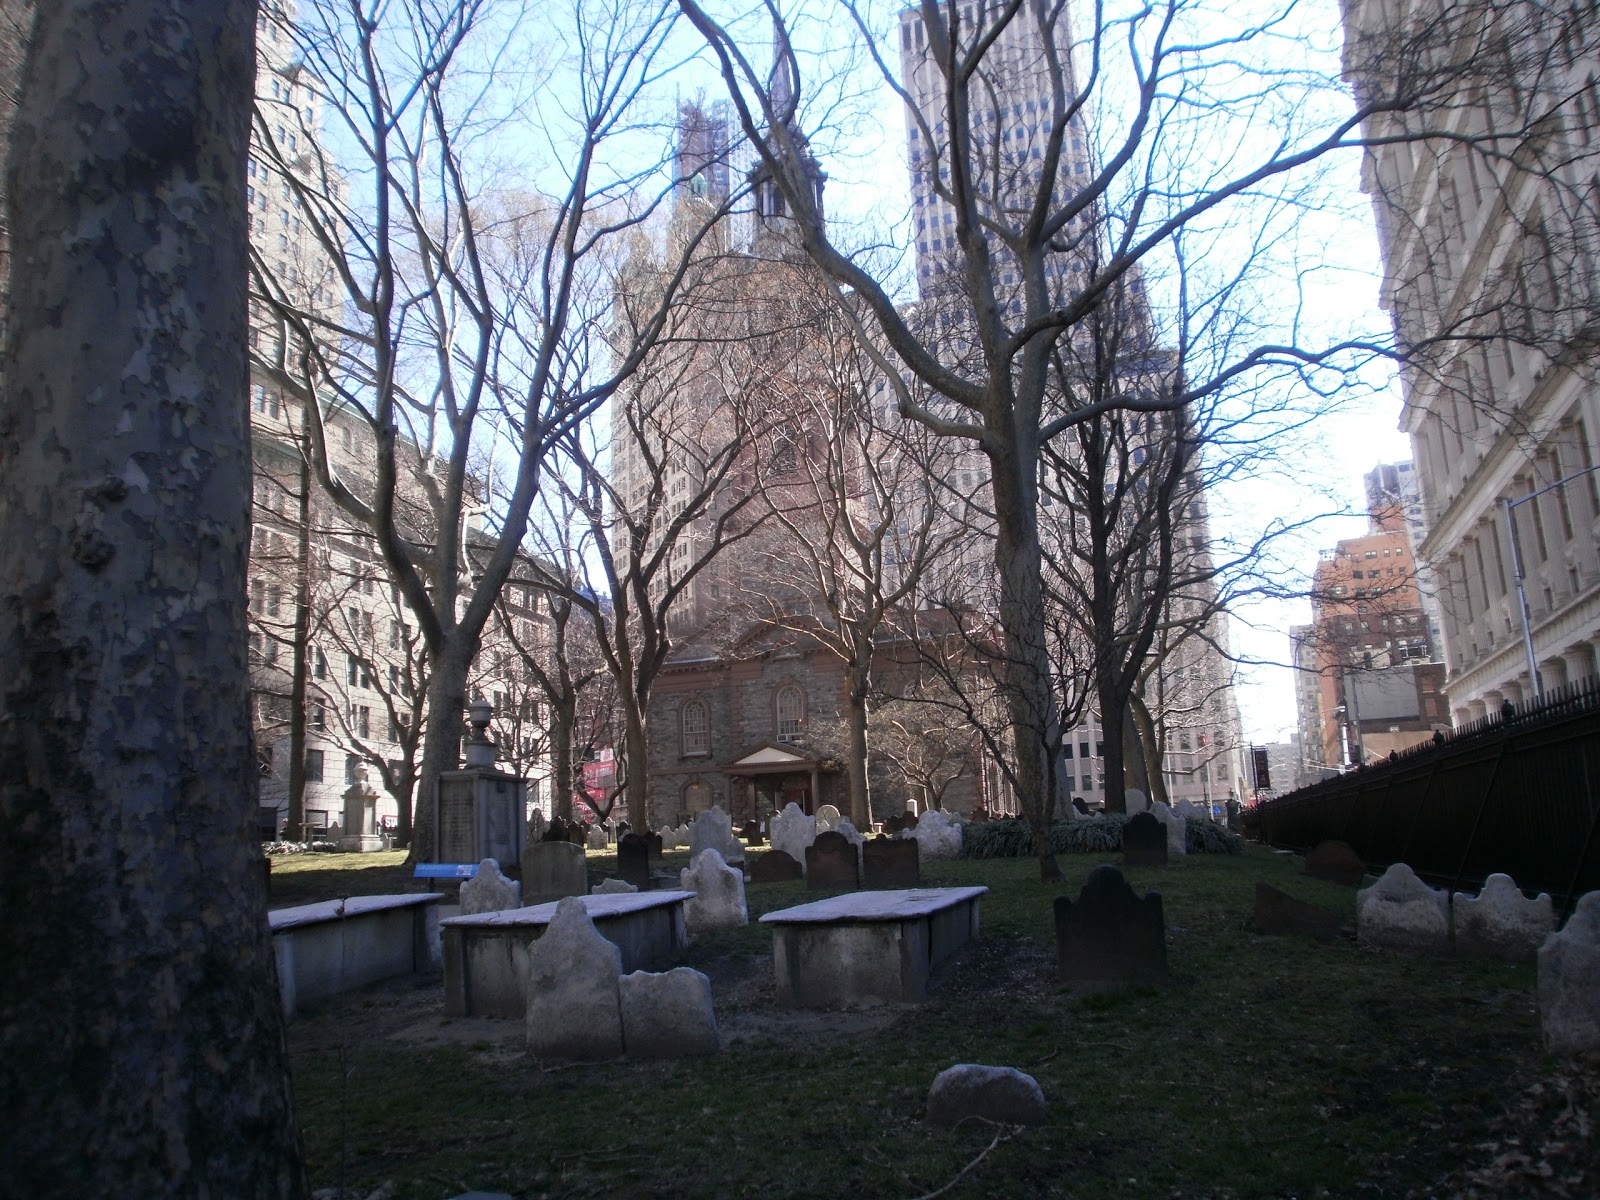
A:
[749, 12, 825, 250]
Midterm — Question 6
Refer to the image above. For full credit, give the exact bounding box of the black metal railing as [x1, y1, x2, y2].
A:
[1254, 675, 1600, 915]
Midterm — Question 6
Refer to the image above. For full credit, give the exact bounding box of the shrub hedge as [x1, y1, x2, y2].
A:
[959, 814, 1243, 859]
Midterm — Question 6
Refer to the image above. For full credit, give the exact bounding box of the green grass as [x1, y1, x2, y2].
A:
[285, 846, 1543, 1199]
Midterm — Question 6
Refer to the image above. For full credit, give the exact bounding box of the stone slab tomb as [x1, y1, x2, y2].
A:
[864, 837, 920, 889]
[525, 897, 624, 1061]
[1304, 840, 1366, 886]
[805, 830, 861, 890]
[1538, 890, 1600, 1057]
[441, 890, 691, 1018]
[761, 886, 987, 1007]
[1355, 863, 1450, 955]
[271, 893, 443, 1018]
[749, 849, 804, 883]
[1452, 873, 1554, 961]
[1055, 864, 1167, 991]
[679, 848, 748, 934]
[1252, 883, 1342, 942]
[617, 832, 651, 890]
[1121, 811, 1167, 868]
[521, 839, 587, 903]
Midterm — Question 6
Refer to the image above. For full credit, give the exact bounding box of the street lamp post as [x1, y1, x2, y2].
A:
[1503, 462, 1600, 702]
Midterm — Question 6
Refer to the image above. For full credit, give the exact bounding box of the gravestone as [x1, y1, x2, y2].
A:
[1452, 874, 1554, 961]
[540, 816, 569, 843]
[459, 858, 520, 915]
[527, 810, 547, 844]
[521, 839, 587, 902]
[585, 825, 608, 851]
[1123, 787, 1150, 817]
[525, 897, 624, 1060]
[1149, 801, 1187, 857]
[591, 878, 638, 895]
[835, 818, 866, 870]
[1072, 797, 1092, 816]
[882, 815, 904, 835]
[739, 819, 765, 845]
[901, 811, 920, 829]
[864, 837, 920, 888]
[771, 802, 817, 874]
[909, 809, 962, 861]
[749, 849, 804, 883]
[689, 805, 744, 865]
[617, 833, 651, 890]
[805, 830, 861, 890]
[647, 832, 664, 860]
[1055, 864, 1168, 990]
[926, 1064, 1047, 1128]
[815, 803, 842, 833]
[1122, 811, 1168, 868]
[568, 822, 587, 846]
[1252, 883, 1341, 942]
[619, 967, 718, 1058]
[679, 848, 748, 933]
[1173, 799, 1209, 823]
[1538, 890, 1600, 1057]
[1356, 863, 1450, 954]
[1305, 840, 1366, 886]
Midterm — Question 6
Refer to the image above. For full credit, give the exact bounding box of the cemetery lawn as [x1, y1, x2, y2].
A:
[285, 845, 1558, 1200]
[267, 848, 416, 906]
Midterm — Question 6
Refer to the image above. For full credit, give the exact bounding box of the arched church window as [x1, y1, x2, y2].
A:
[681, 699, 710, 756]
[775, 685, 805, 743]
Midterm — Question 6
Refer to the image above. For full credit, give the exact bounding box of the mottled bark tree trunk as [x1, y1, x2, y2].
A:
[286, 441, 314, 840]
[0, 2, 306, 1195]
[844, 664, 872, 829]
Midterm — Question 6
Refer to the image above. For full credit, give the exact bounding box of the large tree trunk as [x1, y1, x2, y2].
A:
[286, 441, 314, 840]
[989, 440, 1064, 882]
[551, 693, 577, 822]
[1128, 692, 1170, 807]
[0, 3, 306, 1193]
[844, 667, 871, 828]
[409, 644, 470, 858]
[623, 704, 650, 830]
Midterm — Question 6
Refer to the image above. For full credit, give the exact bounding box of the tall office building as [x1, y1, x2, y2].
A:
[1342, 0, 1600, 722]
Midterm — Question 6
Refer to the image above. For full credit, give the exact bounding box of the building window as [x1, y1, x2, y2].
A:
[345, 754, 360, 786]
[314, 647, 327, 679]
[310, 700, 326, 731]
[775, 685, 805, 743]
[357, 705, 371, 738]
[305, 748, 324, 782]
[681, 700, 710, 756]
[347, 654, 359, 685]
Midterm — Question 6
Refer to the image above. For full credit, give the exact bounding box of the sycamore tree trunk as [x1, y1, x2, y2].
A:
[989, 436, 1064, 882]
[623, 702, 650, 830]
[551, 693, 577, 822]
[286, 441, 313, 840]
[1128, 692, 1170, 806]
[844, 665, 872, 829]
[0, 2, 305, 1193]
[409, 644, 470, 857]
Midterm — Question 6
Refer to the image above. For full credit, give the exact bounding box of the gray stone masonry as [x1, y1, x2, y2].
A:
[525, 897, 624, 1061]
[619, 966, 719, 1057]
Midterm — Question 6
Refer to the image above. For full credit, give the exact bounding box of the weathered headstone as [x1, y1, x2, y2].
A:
[1252, 883, 1341, 942]
[1173, 799, 1209, 823]
[689, 805, 744, 865]
[679, 848, 748, 933]
[618, 967, 718, 1058]
[1453, 874, 1554, 961]
[1305, 840, 1367, 886]
[527, 810, 548, 844]
[1356, 863, 1450, 955]
[585, 825, 608, 851]
[835, 818, 866, 870]
[882, 814, 904, 835]
[771, 802, 817, 874]
[525, 897, 623, 1060]
[864, 837, 920, 888]
[617, 832, 651, 890]
[749, 848, 804, 883]
[1538, 890, 1600, 1057]
[1055, 864, 1168, 990]
[1072, 797, 1092, 816]
[740, 819, 765, 846]
[590, 878, 638, 895]
[1122, 811, 1168, 868]
[805, 830, 860, 890]
[1148, 801, 1187, 857]
[814, 803, 842, 833]
[459, 858, 520, 915]
[568, 822, 587, 846]
[1123, 787, 1150, 817]
[520, 839, 587, 901]
[909, 809, 963, 861]
[541, 816, 570, 843]
[926, 1064, 1048, 1127]
[647, 832, 664, 860]
[901, 811, 920, 829]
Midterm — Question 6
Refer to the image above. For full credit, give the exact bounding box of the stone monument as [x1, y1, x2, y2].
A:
[432, 696, 526, 871]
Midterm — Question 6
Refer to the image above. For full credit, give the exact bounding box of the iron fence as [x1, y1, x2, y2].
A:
[1253, 675, 1600, 915]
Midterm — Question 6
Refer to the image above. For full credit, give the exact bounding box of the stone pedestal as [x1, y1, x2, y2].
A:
[339, 772, 385, 853]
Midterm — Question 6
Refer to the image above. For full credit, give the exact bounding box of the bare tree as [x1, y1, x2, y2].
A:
[0, 1, 304, 1192]
[249, 0, 732, 854]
